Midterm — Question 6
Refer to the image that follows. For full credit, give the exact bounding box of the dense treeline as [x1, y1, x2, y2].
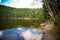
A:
[0, 5, 45, 29]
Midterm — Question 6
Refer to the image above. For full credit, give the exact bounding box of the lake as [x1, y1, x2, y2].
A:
[0, 27, 42, 40]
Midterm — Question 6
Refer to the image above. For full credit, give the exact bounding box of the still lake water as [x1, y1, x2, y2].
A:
[0, 27, 42, 40]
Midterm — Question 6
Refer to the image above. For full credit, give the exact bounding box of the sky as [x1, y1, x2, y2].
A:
[0, 0, 43, 8]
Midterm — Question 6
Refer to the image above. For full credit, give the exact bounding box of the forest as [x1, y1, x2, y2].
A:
[0, 0, 60, 40]
[0, 5, 47, 29]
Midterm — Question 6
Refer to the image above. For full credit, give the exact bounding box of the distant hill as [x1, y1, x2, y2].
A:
[0, 5, 45, 30]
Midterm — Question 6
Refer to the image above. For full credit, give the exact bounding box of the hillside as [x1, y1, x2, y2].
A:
[0, 5, 45, 29]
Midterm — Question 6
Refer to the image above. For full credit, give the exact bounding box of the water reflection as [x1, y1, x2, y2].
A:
[0, 27, 42, 40]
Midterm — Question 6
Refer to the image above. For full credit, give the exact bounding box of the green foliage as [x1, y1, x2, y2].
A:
[0, 5, 45, 29]
[43, 8, 50, 21]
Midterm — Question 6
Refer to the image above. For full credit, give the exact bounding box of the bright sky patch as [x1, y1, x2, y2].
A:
[0, 0, 43, 8]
